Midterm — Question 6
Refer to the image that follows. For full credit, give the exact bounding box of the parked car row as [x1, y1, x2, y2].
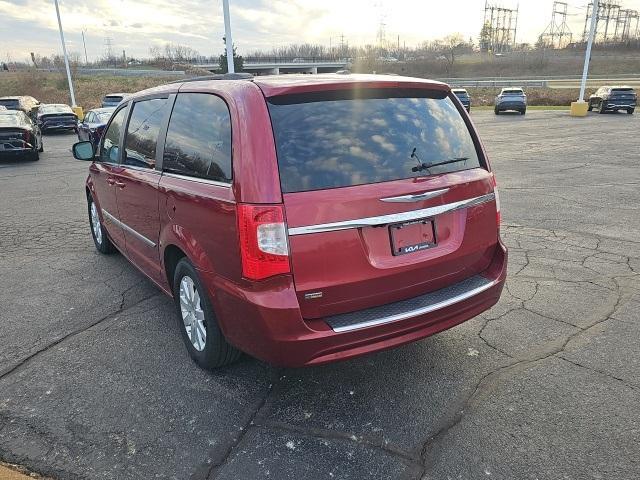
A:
[0, 93, 127, 161]
[451, 85, 636, 116]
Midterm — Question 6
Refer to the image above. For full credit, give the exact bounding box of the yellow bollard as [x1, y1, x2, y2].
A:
[72, 106, 84, 121]
[570, 101, 589, 117]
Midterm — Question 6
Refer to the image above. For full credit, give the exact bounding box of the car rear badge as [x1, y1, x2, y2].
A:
[304, 292, 323, 300]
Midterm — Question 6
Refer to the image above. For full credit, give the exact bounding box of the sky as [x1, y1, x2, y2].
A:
[1, 0, 640, 62]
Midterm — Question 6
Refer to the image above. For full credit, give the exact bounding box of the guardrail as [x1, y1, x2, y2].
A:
[446, 80, 548, 88]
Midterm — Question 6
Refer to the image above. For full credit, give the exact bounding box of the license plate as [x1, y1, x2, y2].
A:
[390, 219, 436, 256]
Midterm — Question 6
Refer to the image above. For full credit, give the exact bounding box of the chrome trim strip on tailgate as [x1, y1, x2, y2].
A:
[102, 209, 157, 248]
[380, 188, 450, 203]
[288, 192, 495, 236]
[327, 275, 499, 333]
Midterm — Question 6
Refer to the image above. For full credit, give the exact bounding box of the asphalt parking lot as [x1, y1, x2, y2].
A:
[0, 111, 639, 480]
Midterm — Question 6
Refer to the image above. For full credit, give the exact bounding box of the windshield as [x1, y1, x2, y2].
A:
[268, 90, 481, 193]
[40, 104, 72, 114]
[96, 111, 114, 122]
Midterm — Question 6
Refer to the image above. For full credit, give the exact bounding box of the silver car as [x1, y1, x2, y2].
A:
[495, 88, 527, 115]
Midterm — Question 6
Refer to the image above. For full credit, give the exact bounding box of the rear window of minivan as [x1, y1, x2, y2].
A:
[104, 95, 123, 103]
[268, 89, 482, 193]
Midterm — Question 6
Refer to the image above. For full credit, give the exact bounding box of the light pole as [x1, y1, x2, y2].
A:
[222, 0, 234, 73]
[82, 29, 88, 65]
[53, 0, 77, 107]
[571, 0, 599, 116]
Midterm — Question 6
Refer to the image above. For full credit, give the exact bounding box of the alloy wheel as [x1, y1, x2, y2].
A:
[90, 202, 102, 245]
[179, 276, 207, 351]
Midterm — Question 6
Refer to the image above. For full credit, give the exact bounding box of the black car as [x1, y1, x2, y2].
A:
[77, 107, 115, 151]
[0, 96, 40, 118]
[452, 88, 471, 112]
[37, 104, 78, 133]
[0, 110, 43, 161]
[588, 86, 636, 114]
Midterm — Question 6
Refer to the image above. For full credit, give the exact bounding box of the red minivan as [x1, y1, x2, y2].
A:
[72, 73, 507, 369]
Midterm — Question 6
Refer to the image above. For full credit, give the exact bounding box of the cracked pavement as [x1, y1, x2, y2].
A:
[0, 111, 639, 479]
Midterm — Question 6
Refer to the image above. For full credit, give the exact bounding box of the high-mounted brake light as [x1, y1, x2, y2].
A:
[237, 204, 290, 281]
[492, 174, 501, 229]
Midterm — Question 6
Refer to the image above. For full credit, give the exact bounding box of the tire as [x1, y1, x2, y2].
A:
[173, 258, 242, 369]
[587, 101, 593, 112]
[599, 101, 607, 114]
[520, 109, 526, 115]
[494, 108, 500, 115]
[88, 195, 116, 254]
[38, 142, 43, 153]
[627, 108, 634, 115]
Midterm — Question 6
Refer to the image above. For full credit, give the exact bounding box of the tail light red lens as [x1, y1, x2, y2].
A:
[237, 204, 290, 281]
[22, 130, 32, 144]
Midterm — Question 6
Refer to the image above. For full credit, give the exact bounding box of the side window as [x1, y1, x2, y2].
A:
[163, 93, 232, 183]
[123, 98, 170, 169]
[99, 107, 127, 164]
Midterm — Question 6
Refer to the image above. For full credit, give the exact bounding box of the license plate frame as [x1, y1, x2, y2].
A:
[389, 219, 436, 256]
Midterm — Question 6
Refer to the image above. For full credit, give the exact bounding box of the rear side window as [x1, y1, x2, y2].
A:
[124, 98, 170, 169]
[99, 107, 127, 163]
[268, 90, 481, 193]
[162, 93, 232, 183]
[0, 99, 20, 110]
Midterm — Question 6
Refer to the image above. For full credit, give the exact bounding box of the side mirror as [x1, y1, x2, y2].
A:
[72, 141, 95, 161]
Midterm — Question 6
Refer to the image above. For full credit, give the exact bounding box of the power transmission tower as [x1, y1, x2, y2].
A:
[614, 8, 640, 40]
[539, 1, 573, 48]
[104, 37, 113, 59]
[481, 1, 519, 53]
[582, 2, 622, 43]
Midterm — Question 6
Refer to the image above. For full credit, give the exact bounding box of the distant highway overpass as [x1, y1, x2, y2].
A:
[194, 60, 350, 75]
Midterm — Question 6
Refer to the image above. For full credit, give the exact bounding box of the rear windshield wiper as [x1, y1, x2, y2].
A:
[410, 148, 469, 173]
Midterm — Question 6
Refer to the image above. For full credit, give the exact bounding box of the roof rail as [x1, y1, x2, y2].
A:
[168, 73, 254, 84]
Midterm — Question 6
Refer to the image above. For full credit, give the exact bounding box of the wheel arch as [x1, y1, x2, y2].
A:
[160, 224, 217, 291]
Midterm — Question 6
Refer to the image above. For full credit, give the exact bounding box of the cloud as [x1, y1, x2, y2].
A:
[3, 0, 640, 61]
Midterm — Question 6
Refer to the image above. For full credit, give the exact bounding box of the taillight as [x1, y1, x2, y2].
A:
[237, 204, 290, 281]
[22, 130, 32, 144]
[492, 174, 501, 229]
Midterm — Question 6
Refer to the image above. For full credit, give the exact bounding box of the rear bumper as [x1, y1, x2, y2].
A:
[40, 123, 76, 131]
[208, 239, 508, 367]
[605, 103, 636, 109]
[496, 102, 526, 110]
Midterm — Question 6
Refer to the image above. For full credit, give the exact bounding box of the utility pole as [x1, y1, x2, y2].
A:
[81, 30, 88, 65]
[222, 0, 234, 73]
[53, 0, 76, 107]
[572, 0, 599, 115]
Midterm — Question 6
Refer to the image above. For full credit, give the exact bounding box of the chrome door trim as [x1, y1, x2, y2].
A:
[288, 192, 495, 236]
[161, 171, 232, 188]
[380, 188, 450, 203]
[101, 208, 157, 248]
[331, 277, 500, 333]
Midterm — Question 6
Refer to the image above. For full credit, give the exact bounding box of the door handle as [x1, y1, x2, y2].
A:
[114, 181, 126, 189]
[106, 177, 116, 186]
